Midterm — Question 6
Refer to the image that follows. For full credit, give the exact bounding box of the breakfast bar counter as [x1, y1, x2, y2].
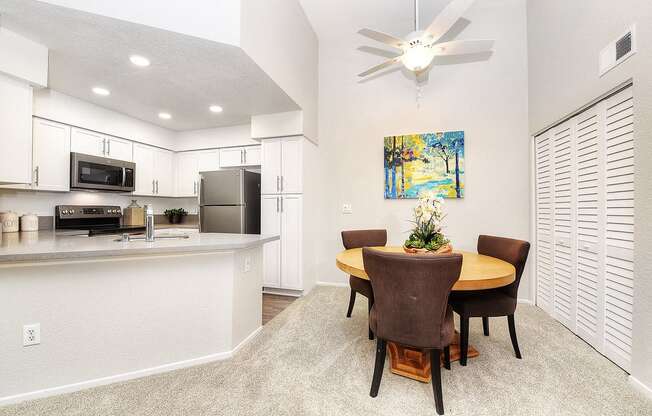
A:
[0, 231, 278, 403]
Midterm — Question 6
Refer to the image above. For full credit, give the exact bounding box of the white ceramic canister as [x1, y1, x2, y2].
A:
[20, 213, 39, 232]
[0, 211, 19, 233]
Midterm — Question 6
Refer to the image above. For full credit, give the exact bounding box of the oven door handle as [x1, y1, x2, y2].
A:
[122, 167, 127, 188]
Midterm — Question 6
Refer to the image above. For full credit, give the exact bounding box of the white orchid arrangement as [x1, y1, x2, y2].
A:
[404, 191, 451, 252]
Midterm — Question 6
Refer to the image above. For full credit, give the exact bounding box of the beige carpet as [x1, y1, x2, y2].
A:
[2, 286, 651, 416]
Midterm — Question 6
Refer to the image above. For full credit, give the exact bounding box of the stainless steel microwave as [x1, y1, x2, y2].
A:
[70, 152, 135, 192]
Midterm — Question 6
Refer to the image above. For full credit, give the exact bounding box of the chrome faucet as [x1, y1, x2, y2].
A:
[145, 204, 155, 242]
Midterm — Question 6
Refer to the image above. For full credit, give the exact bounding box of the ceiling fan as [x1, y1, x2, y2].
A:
[357, 0, 494, 78]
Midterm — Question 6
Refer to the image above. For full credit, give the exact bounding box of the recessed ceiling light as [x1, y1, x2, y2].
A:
[92, 87, 110, 96]
[130, 55, 150, 67]
[209, 105, 223, 113]
[158, 112, 172, 120]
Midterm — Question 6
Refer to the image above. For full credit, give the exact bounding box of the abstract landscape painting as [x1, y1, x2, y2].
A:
[384, 131, 465, 199]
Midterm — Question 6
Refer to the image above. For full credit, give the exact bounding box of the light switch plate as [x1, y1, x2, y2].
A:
[342, 203, 353, 214]
[244, 256, 252, 273]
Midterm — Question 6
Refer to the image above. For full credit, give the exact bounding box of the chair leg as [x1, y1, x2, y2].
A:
[346, 289, 356, 318]
[460, 315, 469, 366]
[508, 314, 522, 359]
[370, 338, 387, 398]
[482, 317, 490, 336]
[430, 349, 445, 415]
[443, 345, 451, 370]
[368, 299, 374, 340]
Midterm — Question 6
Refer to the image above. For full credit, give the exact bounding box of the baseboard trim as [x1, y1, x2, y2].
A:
[629, 375, 652, 400]
[316, 281, 348, 288]
[0, 326, 263, 407]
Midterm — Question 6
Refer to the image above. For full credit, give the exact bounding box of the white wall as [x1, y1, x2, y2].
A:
[527, 0, 652, 395]
[33, 89, 177, 149]
[240, 0, 319, 142]
[314, 0, 531, 299]
[174, 124, 256, 152]
[40, 0, 241, 47]
[0, 28, 48, 87]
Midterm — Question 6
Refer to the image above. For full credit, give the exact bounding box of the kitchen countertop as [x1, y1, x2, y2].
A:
[0, 230, 278, 263]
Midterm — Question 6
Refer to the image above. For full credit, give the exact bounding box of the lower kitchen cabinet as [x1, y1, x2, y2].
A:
[262, 194, 302, 290]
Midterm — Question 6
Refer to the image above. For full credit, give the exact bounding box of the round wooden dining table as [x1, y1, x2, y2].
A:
[335, 246, 516, 383]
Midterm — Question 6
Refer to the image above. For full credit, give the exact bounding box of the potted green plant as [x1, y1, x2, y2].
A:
[403, 191, 452, 254]
[164, 208, 188, 224]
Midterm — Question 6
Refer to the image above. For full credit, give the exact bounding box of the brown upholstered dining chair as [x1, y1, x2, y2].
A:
[363, 248, 462, 415]
[449, 235, 530, 366]
[341, 229, 387, 340]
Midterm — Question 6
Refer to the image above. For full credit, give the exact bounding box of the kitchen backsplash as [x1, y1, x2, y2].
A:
[0, 189, 199, 216]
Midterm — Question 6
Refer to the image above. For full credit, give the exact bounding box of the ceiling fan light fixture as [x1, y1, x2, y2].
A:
[401, 44, 435, 72]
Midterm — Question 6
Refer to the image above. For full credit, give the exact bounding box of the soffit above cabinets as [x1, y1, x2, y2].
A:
[0, 0, 300, 132]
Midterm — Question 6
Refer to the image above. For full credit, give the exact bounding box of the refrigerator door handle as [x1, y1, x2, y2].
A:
[276, 196, 279, 212]
[281, 176, 284, 192]
[281, 196, 284, 213]
[276, 176, 280, 192]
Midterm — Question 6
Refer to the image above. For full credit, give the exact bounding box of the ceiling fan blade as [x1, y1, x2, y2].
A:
[358, 28, 405, 49]
[424, 0, 476, 44]
[432, 39, 494, 56]
[358, 57, 402, 77]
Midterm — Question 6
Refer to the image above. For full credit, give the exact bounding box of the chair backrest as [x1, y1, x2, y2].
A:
[362, 248, 462, 349]
[477, 235, 530, 299]
[341, 229, 387, 249]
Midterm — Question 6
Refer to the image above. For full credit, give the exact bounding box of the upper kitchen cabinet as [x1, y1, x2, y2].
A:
[177, 149, 222, 197]
[176, 152, 200, 198]
[71, 128, 132, 162]
[133, 143, 174, 197]
[32, 118, 71, 192]
[261, 138, 302, 194]
[0, 74, 33, 185]
[219, 145, 262, 168]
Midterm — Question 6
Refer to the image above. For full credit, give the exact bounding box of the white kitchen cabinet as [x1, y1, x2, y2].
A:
[261, 195, 281, 288]
[198, 149, 220, 172]
[219, 146, 262, 168]
[0, 74, 32, 185]
[176, 152, 200, 197]
[244, 146, 261, 166]
[71, 127, 132, 161]
[154, 148, 174, 196]
[133, 143, 174, 196]
[32, 118, 71, 192]
[105, 136, 132, 161]
[261, 138, 302, 194]
[71, 128, 105, 157]
[262, 194, 302, 290]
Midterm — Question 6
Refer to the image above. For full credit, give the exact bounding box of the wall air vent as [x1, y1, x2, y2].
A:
[599, 25, 636, 76]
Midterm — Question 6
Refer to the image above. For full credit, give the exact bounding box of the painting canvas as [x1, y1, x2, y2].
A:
[384, 131, 465, 199]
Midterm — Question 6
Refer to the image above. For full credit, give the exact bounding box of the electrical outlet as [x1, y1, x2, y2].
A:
[244, 256, 252, 273]
[23, 324, 40, 347]
[342, 203, 353, 214]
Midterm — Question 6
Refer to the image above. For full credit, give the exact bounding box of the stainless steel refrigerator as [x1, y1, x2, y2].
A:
[199, 169, 261, 234]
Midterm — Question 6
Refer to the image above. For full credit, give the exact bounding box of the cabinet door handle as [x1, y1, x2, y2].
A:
[156, 180, 159, 194]
[102, 139, 106, 155]
[194, 181, 197, 195]
[34, 166, 39, 187]
[152, 179, 155, 194]
[281, 176, 284, 192]
[107, 139, 111, 156]
[280, 197, 284, 213]
[243, 148, 247, 164]
[276, 197, 280, 212]
[240, 150, 244, 164]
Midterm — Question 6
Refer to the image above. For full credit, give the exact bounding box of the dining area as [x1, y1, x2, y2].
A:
[336, 224, 530, 415]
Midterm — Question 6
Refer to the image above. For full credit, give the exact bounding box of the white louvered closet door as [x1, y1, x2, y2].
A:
[534, 85, 635, 372]
[535, 131, 554, 316]
[602, 87, 635, 372]
[552, 121, 576, 330]
[573, 105, 605, 349]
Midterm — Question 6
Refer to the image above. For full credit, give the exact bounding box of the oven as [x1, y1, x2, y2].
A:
[70, 152, 135, 192]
